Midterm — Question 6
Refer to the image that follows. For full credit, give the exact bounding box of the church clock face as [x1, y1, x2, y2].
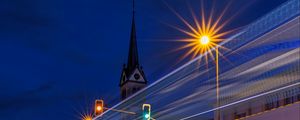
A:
[134, 74, 140, 80]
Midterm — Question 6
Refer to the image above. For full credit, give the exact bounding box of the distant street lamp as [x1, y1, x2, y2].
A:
[85, 117, 92, 120]
[81, 115, 93, 120]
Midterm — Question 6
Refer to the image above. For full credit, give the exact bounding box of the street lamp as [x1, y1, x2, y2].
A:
[199, 36, 210, 45]
[197, 35, 220, 120]
[81, 115, 93, 120]
[85, 117, 92, 120]
[166, 3, 235, 120]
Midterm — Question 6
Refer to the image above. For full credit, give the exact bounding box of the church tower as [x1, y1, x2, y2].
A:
[119, 0, 147, 101]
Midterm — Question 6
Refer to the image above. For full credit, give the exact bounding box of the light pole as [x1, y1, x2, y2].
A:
[216, 47, 220, 120]
[199, 36, 220, 120]
[165, 4, 232, 119]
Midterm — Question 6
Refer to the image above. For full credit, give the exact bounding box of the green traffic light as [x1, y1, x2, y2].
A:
[144, 114, 150, 118]
[142, 104, 151, 120]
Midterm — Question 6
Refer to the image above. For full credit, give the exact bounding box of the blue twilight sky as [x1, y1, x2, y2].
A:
[0, 0, 288, 119]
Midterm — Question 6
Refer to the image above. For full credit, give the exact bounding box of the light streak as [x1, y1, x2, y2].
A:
[179, 82, 300, 120]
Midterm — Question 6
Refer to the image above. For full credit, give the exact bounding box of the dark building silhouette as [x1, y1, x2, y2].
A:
[119, 0, 147, 101]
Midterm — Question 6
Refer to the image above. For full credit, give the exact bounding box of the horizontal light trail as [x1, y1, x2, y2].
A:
[179, 82, 300, 120]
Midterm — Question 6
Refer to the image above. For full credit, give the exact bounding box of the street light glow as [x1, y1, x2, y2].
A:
[85, 117, 92, 120]
[199, 36, 210, 45]
[166, 3, 236, 120]
[166, 1, 235, 64]
[81, 115, 93, 120]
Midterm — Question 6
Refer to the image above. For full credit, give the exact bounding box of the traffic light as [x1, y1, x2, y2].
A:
[142, 104, 151, 120]
[94, 99, 104, 116]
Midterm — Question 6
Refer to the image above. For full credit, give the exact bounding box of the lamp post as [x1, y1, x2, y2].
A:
[216, 47, 220, 120]
[199, 36, 220, 120]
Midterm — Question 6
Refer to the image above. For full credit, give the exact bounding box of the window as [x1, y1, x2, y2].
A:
[234, 113, 246, 119]
[132, 88, 137, 93]
[134, 74, 140, 80]
[275, 100, 280, 108]
[265, 102, 273, 110]
[122, 89, 126, 99]
[248, 108, 252, 115]
[275, 94, 280, 108]
[284, 97, 292, 105]
[297, 87, 300, 101]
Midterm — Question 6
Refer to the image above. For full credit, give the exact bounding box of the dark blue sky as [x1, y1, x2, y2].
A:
[0, 0, 288, 119]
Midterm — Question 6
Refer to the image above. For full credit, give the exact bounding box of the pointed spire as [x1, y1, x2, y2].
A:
[127, 0, 139, 72]
[133, 0, 135, 14]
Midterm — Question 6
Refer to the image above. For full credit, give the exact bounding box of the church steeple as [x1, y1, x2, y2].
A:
[127, 1, 139, 72]
[119, 0, 147, 100]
